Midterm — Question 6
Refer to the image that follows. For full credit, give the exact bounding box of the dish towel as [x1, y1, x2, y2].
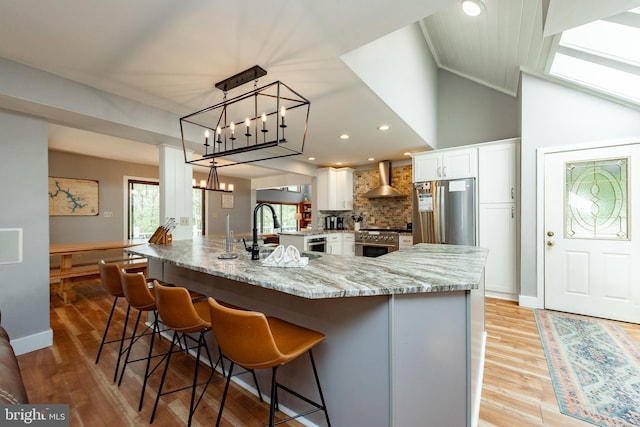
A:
[262, 245, 309, 268]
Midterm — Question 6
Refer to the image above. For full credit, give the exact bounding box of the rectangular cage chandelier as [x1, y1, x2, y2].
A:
[180, 65, 310, 170]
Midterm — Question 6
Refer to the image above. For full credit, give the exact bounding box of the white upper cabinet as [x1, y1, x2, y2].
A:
[317, 167, 354, 211]
[478, 140, 518, 204]
[413, 148, 478, 182]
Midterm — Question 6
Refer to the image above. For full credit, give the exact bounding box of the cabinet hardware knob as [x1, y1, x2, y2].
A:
[547, 231, 554, 237]
[546, 240, 555, 247]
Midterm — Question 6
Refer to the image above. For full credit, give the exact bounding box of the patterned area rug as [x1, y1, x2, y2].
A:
[535, 310, 640, 427]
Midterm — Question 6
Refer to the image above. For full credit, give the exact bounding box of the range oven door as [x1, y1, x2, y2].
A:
[355, 243, 397, 257]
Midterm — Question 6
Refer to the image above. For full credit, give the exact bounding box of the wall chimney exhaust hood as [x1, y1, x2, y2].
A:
[361, 160, 404, 198]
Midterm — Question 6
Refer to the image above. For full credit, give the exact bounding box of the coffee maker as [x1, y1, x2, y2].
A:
[325, 215, 337, 230]
[336, 217, 344, 230]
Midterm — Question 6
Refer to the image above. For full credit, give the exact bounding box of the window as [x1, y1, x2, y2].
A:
[128, 180, 160, 239]
[256, 203, 299, 233]
[127, 180, 206, 239]
[549, 7, 640, 105]
[193, 187, 205, 236]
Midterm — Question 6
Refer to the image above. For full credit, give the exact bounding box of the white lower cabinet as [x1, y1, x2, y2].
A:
[342, 233, 355, 257]
[326, 233, 342, 255]
[399, 234, 413, 249]
[479, 203, 517, 297]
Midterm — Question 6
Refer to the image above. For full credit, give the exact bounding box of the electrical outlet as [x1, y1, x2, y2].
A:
[180, 216, 190, 226]
[369, 216, 375, 224]
[102, 211, 113, 218]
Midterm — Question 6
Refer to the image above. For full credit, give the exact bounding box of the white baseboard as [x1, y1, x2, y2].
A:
[10, 328, 53, 356]
[518, 295, 541, 309]
[485, 291, 518, 301]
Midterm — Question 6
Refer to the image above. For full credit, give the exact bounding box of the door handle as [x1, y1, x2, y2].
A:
[546, 240, 555, 247]
[511, 187, 515, 200]
[442, 166, 447, 177]
[437, 166, 442, 177]
[547, 231, 554, 237]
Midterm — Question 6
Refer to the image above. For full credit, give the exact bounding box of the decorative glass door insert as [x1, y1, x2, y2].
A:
[565, 158, 628, 239]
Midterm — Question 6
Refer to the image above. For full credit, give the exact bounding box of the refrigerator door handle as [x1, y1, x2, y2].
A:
[438, 183, 446, 243]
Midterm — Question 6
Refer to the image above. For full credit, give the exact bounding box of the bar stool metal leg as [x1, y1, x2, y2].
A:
[95, 295, 119, 364]
[309, 350, 331, 427]
[150, 331, 178, 424]
[216, 362, 235, 427]
[113, 304, 131, 383]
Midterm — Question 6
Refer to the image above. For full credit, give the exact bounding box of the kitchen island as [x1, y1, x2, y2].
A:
[128, 237, 488, 426]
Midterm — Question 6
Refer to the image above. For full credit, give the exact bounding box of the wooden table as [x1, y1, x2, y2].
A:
[50, 240, 147, 303]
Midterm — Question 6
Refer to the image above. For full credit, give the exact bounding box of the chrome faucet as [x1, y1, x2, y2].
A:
[250, 202, 280, 260]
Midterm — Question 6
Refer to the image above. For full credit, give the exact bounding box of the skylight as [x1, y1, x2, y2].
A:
[549, 7, 640, 105]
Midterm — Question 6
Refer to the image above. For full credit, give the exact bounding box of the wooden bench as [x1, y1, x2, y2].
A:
[50, 240, 147, 303]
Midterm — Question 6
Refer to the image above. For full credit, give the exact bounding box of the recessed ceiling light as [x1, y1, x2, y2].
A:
[368, 157, 375, 161]
[377, 125, 390, 131]
[403, 152, 411, 156]
[336, 162, 343, 165]
[308, 157, 315, 161]
[339, 134, 350, 140]
[462, 0, 485, 16]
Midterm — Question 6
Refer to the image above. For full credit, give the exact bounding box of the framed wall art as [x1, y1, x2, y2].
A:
[48, 177, 99, 216]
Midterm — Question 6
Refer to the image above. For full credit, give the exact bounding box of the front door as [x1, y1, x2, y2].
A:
[544, 144, 640, 323]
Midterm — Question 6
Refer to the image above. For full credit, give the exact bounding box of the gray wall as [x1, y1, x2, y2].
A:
[201, 172, 252, 236]
[437, 70, 520, 148]
[520, 73, 640, 298]
[49, 153, 253, 243]
[49, 151, 158, 244]
[0, 110, 51, 352]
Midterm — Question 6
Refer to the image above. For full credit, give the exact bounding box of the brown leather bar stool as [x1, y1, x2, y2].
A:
[95, 260, 132, 383]
[208, 297, 331, 427]
[117, 269, 165, 411]
[150, 281, 224, 427]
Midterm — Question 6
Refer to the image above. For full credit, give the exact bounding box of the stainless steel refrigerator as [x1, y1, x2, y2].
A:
[412, 178, 476, 246]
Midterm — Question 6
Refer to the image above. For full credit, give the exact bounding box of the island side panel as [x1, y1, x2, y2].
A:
[391, 292, 469, 427]
[162, 260, 392, 427]
[469, 270, 486, 426]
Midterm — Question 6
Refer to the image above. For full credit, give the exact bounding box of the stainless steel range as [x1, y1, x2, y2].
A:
[354, 229, 401, 257]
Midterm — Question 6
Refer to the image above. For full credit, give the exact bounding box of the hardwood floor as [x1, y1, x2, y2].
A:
[479, 298, 640, 427]
[17, 283, 640, 426]
[19, 280, 304, 427]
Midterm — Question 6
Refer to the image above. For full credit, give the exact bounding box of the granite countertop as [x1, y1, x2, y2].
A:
[279, 230, 412, 236]
[279, 230, 355, 236]
[127, 237, 488, 299]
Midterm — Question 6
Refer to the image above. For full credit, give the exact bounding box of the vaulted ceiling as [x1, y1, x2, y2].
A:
[0, 0, 637, 178]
